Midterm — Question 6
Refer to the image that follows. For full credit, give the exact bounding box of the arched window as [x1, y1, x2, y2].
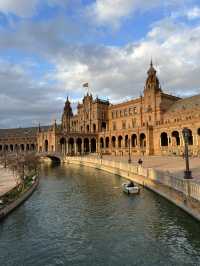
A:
[125, 135, 129, 148]
[105, 137, 109, 148]
[100, 137, 104, 149]
[172, 131, 180, 146]
[91, 138, 96, 153]
[118, 136, 123, 148]
[112, 136, 116, 148]
[160, 132, 168, 146]
[131, 134, 137, 147]
[188, 129, 193, 145]
[140, 133, 146, 148]
[44, 140, 48, 152]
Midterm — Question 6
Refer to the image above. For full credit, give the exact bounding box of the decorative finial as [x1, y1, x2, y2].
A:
[150, 58, 153, 68]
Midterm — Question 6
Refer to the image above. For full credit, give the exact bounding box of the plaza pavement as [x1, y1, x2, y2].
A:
[89, 154, 200, 182]
[0, 165, 16, 196]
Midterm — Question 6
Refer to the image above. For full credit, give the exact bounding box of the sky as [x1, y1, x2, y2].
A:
[0, 0, 200, 128]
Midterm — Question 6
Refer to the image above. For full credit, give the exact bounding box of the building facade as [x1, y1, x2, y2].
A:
[1, 62, 200, 157]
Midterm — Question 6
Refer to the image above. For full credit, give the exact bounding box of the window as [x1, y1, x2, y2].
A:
[113, 122, 116, 131]
[122, 121, 126, 129]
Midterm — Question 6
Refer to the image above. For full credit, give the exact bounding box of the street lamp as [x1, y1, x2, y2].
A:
[128, 138, 131, 164]
[182, 127, 192, 179]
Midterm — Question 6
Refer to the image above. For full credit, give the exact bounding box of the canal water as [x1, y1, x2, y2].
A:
[0, 164, 200, 266]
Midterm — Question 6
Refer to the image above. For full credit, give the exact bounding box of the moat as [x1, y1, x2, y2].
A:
[0, 164, 200, 266]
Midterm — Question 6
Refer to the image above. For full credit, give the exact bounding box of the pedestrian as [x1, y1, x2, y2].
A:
[138, 158, 143, 166]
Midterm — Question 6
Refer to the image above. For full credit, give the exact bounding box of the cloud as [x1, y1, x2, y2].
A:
[87, 0, 188, 28]
[0, 0, 39, 17]
[186, 6, 200, 19]
[0, 0, 69, 17]
[0, 3, 200, 127]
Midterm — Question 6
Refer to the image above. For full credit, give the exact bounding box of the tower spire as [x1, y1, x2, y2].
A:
[150, 58, 153, 68]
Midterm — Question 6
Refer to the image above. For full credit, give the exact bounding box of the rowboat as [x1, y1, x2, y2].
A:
[122, 182, 140, 195]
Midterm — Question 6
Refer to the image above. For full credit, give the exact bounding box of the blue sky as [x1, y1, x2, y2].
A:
[0, 0, 200, 128]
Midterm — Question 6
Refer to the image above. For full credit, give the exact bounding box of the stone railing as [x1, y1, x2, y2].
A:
[64, 156, 200, 203]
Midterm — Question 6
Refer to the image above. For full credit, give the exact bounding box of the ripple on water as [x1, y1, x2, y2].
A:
[0, 164, 200, 266]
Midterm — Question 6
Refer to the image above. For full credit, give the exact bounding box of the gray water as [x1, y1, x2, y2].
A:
[0, 164, 200, 266]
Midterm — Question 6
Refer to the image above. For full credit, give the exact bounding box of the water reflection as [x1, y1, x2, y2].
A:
[0, 163, 200, 266]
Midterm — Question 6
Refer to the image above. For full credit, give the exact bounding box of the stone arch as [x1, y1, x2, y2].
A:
[111, 136, 116, 148]
[84, 138, 89, 153]
[100, 137, 104, 149]
[105, 137, 109, 148]
[86, 125, 90, 133]
[60, 137, 67, 155]
[68, 138, 74, 155]
[44, 140, 48, 152]
[76, 138, 82, 154]
[26, 144, 30, 151]
[160, 132, 168, 146]
[131, 134, 137, 147]
[197, 128, 200, 136]
[31, 144, 35, 151]
[93, 124, 96, 133]
[4, 145, 8, 151]
[172, 131, 180, 146]
[101, 122, 106, 131]
[118, 136, 123, 148]
[10, 144, 14, 152]
[20, 144, 24, 152]
[188, 129, 193, 145]
[91, 138, 96, 153]
[140, 133, 146, 148]
[14, 144, 19, 152]
[125, 135, 129, 148]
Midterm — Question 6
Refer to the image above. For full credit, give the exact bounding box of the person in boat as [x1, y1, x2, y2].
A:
[127, 181, 134, 187]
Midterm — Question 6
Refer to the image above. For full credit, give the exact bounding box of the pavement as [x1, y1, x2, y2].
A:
[88, 154, 200, 182]
[0, 166, 17, 197]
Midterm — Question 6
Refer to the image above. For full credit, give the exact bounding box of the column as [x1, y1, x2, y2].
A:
[81, 141, 84, 155]
[74, 141, 77, 155]
[66, 142, 69, 155]
[89, 139, 91, 153]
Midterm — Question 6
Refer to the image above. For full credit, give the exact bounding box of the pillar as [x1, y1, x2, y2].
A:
[74, 142, 77, 155]
[81, 141, 84, 155]
[89, 139, 91, 153]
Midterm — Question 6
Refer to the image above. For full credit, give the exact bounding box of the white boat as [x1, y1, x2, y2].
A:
[122, 182, 140, 195]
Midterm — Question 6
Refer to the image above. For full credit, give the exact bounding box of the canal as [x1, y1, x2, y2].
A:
[0, 164, 200, 266]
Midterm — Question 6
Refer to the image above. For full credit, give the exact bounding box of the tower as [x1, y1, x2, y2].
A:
[62, 96, 73, 132]
[143, 60, 162, 125]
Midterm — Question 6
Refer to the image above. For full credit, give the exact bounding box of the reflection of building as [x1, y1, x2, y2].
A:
[1, 61, 200, 157]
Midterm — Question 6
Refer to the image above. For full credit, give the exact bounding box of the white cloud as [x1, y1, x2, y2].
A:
[187, 6, 200, 20]
[87, 0, 186, 28]
[0, 5, 200, 126]
[0, 0, 68, 17]
[0, 0, 39, 17]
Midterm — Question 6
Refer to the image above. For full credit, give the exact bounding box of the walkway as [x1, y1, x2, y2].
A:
[88, 154, 200, 182]
[0, 166, 16, 196]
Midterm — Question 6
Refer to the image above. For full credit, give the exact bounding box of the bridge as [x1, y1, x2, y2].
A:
[38, 152, 63, 163]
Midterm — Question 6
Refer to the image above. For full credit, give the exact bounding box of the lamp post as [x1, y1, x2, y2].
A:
[128, 138, 131, 164]
[182, 127, 192, 179]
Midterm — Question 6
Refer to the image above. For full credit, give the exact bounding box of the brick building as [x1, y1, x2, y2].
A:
[1, 62, 200, 157]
